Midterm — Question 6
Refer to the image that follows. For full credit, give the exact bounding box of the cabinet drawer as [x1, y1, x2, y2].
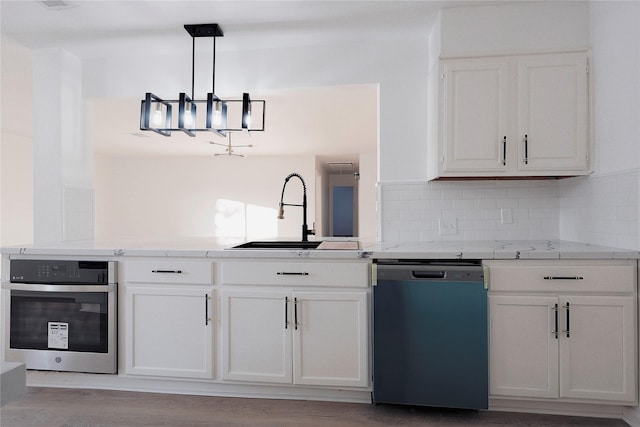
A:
[222, 261, 369, 288]
[486, 260, 636, 293]
[122, 260, 213, 284]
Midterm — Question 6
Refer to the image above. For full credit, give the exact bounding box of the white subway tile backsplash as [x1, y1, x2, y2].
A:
[380, 180, 560, 242]
[380, 173, 638, 248]
[559, 172, 639, 250]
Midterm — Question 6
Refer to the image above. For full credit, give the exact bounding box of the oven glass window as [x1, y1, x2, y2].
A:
[10, 290, 109, 353]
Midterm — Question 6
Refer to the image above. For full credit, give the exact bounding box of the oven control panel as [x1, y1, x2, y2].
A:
[10, 260, 112, 284]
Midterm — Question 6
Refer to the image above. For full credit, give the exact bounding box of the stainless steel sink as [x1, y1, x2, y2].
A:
[230, 241, 322, 250]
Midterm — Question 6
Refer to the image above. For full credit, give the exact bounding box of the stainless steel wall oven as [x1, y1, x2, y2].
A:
[2, 260, 117, 374]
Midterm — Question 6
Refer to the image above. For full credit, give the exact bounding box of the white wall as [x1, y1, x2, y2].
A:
[94, 154, 316, 241]
[4, 1, 639, 248]
[83, 38, 428, 183]
[358, 152, 377, 239]
[559, 1, 640, 251]
[0, 37, 33, 246]
[439, 2, 589, 58]
[30, 48, 95, 244]
[381, 1, 590, 243]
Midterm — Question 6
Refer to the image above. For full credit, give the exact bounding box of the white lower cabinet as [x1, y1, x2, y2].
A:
[293, 291, 368, 387]
[222, 291, 291, 384]
[559, 296, 635, 401]
[121, 259, 214, 379]
[221, 259, 370, 388]
[487, 260, 637, 404]
[222, 290, 368, 387]
[490, 295, 560, 398]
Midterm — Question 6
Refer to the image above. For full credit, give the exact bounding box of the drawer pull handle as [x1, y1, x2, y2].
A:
[501, 135, 507, 166]
[204, 294, 211, 326]
[543, 276, 583, 280]
[562, 302, 570, 338]
[152, 270, 183, 274]
[277, 272, 309, 276]
[551, 303, 559, 339]
[284, 296, 289, 330]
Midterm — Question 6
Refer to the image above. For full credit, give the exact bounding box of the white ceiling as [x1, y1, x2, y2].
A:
[0, 1, 474, 57]
[0, 0, 486, 160]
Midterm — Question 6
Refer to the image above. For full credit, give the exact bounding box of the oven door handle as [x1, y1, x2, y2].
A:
[1, 282, 116, 293]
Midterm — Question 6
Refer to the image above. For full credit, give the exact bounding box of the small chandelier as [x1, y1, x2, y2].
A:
[140, 23, 265, 137]
[210, 133, 253, 157]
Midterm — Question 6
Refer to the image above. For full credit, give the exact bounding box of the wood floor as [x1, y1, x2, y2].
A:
[0, 387, 630, 427]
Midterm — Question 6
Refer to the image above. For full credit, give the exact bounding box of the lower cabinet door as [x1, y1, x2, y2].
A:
[293, 291, 368, 387]
[559, 295, 636, 402]
[125, 286, 213, 379]
[489, 295, 559, 398]
[222, 290, 369, 388]
[222, 291, 292, 383]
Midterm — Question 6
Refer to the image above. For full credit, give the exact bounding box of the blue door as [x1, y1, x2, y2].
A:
[332, 186, 353, 237]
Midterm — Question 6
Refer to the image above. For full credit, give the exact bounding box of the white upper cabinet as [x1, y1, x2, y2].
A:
[517, 53, 589, 172]
[441, 57, 511, 174]
[428, 51, 590, 179]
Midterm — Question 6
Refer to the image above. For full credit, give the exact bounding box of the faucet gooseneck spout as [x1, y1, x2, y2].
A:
[278, 173, 315, 241]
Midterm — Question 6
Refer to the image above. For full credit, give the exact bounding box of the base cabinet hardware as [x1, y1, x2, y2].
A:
[428, 51, 590, 179]
[121, 260, 214, 379]
[486, 260, 636, 404]
[222, 290, 368, 387]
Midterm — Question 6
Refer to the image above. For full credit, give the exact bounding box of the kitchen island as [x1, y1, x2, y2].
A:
[1, 239, 637, 422]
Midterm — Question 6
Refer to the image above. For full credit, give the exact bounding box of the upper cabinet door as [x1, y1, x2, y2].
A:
[442, 57, 510, 174]
[517, 52, 589, 172]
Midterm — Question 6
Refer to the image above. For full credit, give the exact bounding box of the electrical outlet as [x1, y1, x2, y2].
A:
[501, 208, 513, 224]
[439, 218, 457, 235]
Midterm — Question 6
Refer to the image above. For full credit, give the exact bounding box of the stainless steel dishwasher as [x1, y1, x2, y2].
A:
[372, 259, 488, 409]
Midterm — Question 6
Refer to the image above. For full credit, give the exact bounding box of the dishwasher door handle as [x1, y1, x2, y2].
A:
[411, 271, 446, 279]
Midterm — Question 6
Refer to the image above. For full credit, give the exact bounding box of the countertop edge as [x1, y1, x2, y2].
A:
[2, 240, 638, 260]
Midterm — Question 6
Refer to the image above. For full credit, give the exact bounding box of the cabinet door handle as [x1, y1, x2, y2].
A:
[552, 303, 559, 339]
[544, 276, 584, 280]
[284, 296, 289, 330]
[501, 135, 507, 166]
[277, 272, 309, 276]
[562, 302, 570, 338]
[152, 270, 182, 274]
[523, 134, 529, 165]
[204, 294, 211, 326]
[294, 297, 299, 330]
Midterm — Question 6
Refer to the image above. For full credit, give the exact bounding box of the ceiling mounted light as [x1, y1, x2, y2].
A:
[140, 23, 266, 138]
[210, 133, 253, 157]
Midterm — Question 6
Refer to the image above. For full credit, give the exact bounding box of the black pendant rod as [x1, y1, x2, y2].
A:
[212, 36, 216, 94]
[191, 35, 195, 100]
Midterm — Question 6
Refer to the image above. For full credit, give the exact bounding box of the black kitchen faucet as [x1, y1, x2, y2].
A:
[278, 173, 315, 241]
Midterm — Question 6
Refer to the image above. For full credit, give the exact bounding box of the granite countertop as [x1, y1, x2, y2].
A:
[368, 240, 639, 260]
[1, 238, 637, 260]
[0, 237, 371, 259]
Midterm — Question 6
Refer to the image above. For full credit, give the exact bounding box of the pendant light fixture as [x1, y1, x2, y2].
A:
[140, 23, 265, 137]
